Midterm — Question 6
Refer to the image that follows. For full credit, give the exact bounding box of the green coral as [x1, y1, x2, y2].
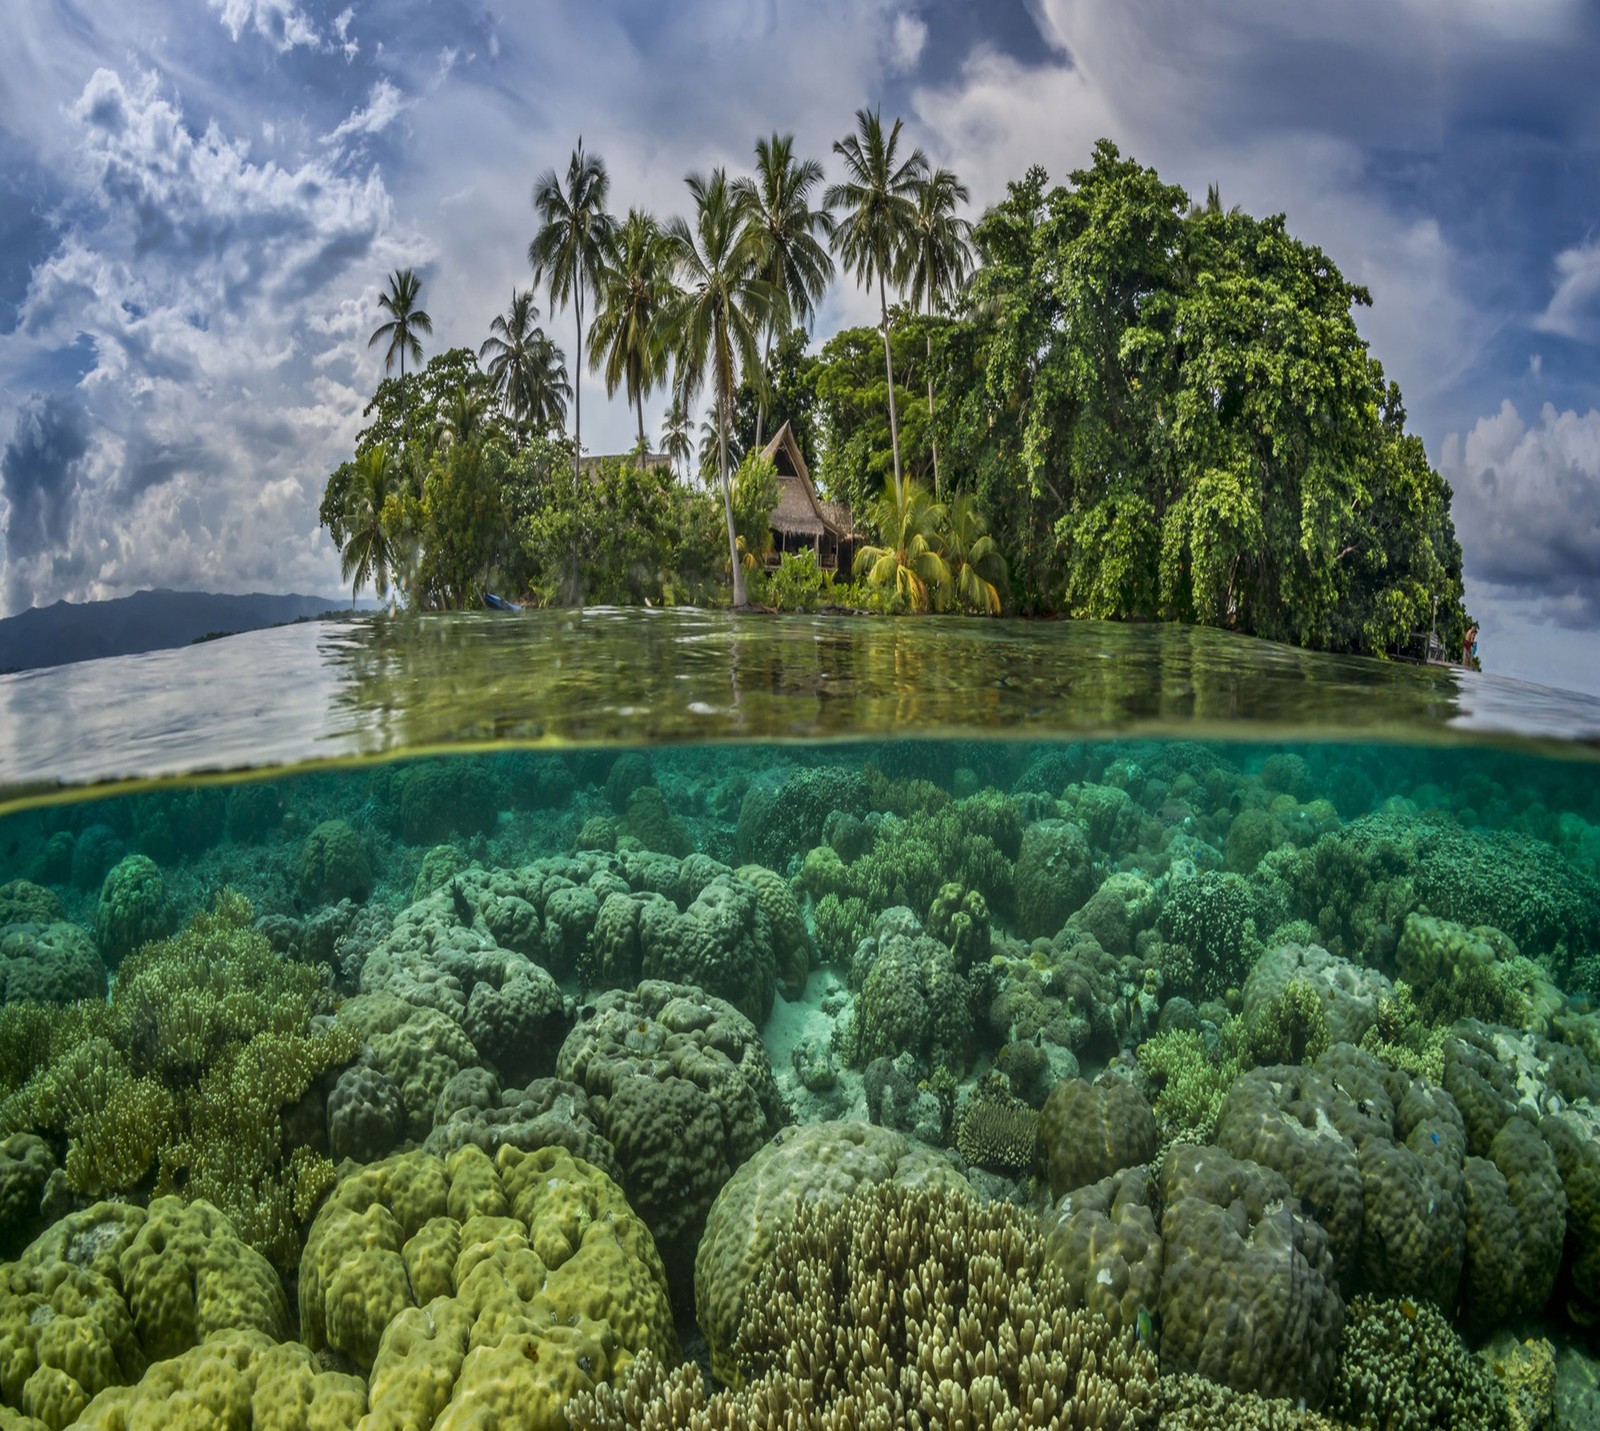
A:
[810, 891, 870, 966]
[1243, 976, 1330, 1065]
[4, 893, 356, 1270]
[93, 855, 173, 968]
[412, 843, 467, 902]
[1329, 1294, 1509, 1430]
[926, 882, 991, 971]
[1015, 819, 1096, 939]
[1158, 870, 1269, 1002]
[0, 883, 64, 929]
[843, 910, 974, 1077]
[298, 818, 371, 905]
[735, 864, 812, 1000]
[619, 786, 692, 857]
[1395, 914, 1535, 1028]
[300, 1142, 678, 1422]
[1136, 1027, 1242, 1146]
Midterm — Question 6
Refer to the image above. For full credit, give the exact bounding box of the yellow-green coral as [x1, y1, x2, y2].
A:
[1359, 982, 1448, 1083]
[2, 893, 356, 1270]
[1137, 1026, 1243, 1147]
[1244, 976, 1330, 1067]
[301, 1143, 678, 1426]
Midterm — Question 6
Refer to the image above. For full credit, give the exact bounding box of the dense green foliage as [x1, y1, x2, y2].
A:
[319, 131, 1470, 651]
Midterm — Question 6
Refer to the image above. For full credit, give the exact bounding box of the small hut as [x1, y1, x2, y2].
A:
[758, 421, 859, 573]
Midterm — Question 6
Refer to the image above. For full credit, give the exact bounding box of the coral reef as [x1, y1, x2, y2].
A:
[693, 1120, 968, 1386]
[555, 981, 786, 1296]
[575, 1181, 1160, 1428]
[300, 1143, 678, 1423]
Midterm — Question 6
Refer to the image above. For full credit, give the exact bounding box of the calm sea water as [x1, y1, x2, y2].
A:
[2, 611, 1599, 1426]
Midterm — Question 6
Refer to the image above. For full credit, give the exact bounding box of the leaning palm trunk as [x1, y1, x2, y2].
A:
[926, 328, 940, 499]
[879, 271, 903, 507]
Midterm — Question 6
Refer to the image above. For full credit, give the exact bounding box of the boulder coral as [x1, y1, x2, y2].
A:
[93, 855, 173, 967]
[0, 1198, 286, 1430]
[1157, 1144, 1344, 1407]
[299, 1143, 677, 1427]
[1039, 1076, 1158, 1199]
[555, 981, 786, 1296]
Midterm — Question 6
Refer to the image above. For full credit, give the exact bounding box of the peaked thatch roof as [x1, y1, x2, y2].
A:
[759, 422, 855, 540]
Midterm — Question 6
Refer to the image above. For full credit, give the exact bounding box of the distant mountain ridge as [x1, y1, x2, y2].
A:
[0, 589, 355, 674]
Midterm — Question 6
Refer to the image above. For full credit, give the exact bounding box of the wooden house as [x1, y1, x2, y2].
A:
[759, 421, 859, 573]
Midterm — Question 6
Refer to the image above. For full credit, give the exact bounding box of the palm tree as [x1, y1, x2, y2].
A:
[523, 330, 572, 436]
[904, 165, 972, 497]
[732, 133, 834, 447]
[940, 491, 1006, 614]
[824, 109, 927, 508]
[368, 269, 432, 484]
[339, 443, 398, 605]
[661, 395, 692, 479]
[663, 169, 778, 608]
[589, 209, 675, 446]
[437, 384, 490, 450]
[528, 139, 614, 483]
[852, 474, 950, 612]
[480, 289, 569, 437]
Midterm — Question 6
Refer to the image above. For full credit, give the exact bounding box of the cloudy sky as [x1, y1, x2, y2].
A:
[1, 1, 1597, 693]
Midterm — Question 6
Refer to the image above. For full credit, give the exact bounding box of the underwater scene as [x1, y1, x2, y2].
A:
[3, 734, 1600, 1428]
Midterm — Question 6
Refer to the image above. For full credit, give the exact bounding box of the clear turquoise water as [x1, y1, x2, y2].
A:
[3, 612, 1600, 1426]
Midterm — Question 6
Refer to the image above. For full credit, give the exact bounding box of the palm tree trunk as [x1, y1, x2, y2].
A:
[718, 344, 747, 609]
[879, 270, 903, 508]
[573, 293, 584, 487]
[926, 319, 940, 499]
[636, 390, 646, 448]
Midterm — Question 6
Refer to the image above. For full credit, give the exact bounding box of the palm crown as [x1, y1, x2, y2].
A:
[529, 139, 614, 479]
[826, 110, 928, 506]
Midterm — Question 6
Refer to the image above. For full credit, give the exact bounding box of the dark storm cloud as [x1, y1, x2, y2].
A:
[1, 394, 90, 561]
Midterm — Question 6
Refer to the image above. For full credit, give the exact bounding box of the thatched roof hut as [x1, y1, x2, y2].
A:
[759, 422, 859, 569]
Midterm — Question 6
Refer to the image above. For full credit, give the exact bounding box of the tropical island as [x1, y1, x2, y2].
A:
[319, 114, 1473, 662]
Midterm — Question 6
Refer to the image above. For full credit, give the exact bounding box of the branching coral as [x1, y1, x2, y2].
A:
[573, 1181, 1160, 1429]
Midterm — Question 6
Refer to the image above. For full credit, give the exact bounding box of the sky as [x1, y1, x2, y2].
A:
[0, 0, 1597, 693]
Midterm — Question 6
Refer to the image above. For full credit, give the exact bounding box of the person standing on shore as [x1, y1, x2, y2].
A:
[1463, 623, 1478, 666]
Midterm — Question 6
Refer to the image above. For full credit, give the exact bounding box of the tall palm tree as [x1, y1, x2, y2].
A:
[528, 139, 614, 483]
[368, 269, 432, 483]
[731, 133, 834, 447]
[824, 109, 927, 508]
[480, 289, 569, 437]
[340, 443, 398, 605]
[663, 169, 778, 608]
[661, 395, 692, 480]
[852, 474, 950, 612]
[904, 165, 972, 497]
[589, 209, 675, 446]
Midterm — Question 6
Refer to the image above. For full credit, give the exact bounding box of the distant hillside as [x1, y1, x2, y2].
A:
[0, 589, 356, 674]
